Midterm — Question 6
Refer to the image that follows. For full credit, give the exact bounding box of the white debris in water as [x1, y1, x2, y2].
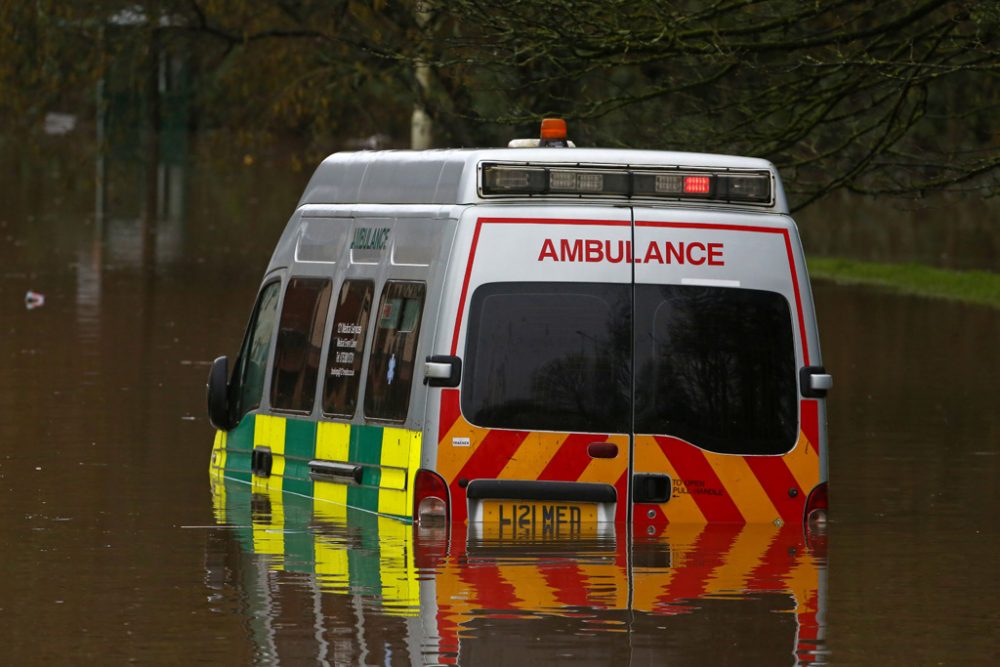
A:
[43, 113, 76, 135]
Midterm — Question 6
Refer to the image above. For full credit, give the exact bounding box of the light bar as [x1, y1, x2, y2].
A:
[481, 163, 773, 204]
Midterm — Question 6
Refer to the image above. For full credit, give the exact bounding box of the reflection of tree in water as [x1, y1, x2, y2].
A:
[635, 286, 796, 454]
[527, 298, 632, 433]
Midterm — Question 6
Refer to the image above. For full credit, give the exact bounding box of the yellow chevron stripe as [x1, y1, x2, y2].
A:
[703, 454, 780, 523]
[783, 432, 821, 498]
[498, 432, 567, 479]
[436, 418, 484, 482]
[633, 437, 706, 523]
[497, 563, 563, 610]
[314, 534, 350, 592]
[703, 524, 775, 593]
[576, 434, 629, 484]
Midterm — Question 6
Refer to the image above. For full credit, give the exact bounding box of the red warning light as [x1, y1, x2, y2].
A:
[683, 175, 711, 194]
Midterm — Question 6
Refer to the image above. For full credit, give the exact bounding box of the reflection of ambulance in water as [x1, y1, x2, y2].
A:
[207, 119, 832, 533]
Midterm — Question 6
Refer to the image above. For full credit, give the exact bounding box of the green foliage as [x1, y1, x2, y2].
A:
[808, 257, 1000, 308]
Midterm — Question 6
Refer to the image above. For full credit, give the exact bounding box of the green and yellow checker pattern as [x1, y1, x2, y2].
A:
[209, 413, 422, 521]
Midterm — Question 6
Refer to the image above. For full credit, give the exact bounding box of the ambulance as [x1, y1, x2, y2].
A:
[207, 119, 832, 534]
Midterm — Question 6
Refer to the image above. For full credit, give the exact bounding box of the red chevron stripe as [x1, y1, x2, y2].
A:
[658, 524, 742, 605]
[800, 400, 819, 454]
[745, 525, 800, 591]
[539, 561, 594, 609]
[655, 436, 744, 523]
[448, 429, 531, 522]
[538, 433, 603, 481]
[463, 562, 519, 611]
[744, 455, 804, 525]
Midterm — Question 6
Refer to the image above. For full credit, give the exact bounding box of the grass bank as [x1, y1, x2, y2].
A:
[808, 258, 1000, 309]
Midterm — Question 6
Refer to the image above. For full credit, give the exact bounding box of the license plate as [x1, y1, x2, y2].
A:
[480, 500, 599, 538]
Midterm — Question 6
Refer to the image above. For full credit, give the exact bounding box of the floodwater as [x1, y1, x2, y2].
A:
[1, 134, 997, 664]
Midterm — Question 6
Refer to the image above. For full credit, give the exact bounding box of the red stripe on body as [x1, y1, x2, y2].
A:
[744, 456, 805, 526]
[538, 433, 603, 481]
[448, 429, 530, 523]
[781, 232, 811, 364]
[655, 436, 745, 523]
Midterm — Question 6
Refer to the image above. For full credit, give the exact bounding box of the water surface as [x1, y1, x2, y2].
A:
[1, 135, 996, 664]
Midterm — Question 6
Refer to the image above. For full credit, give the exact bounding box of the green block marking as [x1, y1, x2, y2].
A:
[348, 425, 383, 513]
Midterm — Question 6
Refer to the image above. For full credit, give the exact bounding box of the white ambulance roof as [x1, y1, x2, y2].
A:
[297, 148, 788, 214]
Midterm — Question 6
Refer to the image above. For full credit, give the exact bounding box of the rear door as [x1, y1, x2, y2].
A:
[630, 208, 820, 530]
[440, 205, 634, 527]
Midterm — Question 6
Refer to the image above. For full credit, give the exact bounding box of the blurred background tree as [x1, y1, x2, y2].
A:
[1, 0, 996, 210]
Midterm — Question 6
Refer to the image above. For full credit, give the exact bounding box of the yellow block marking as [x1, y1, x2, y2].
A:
[405, 430, 422, 518]
[379, 428, 418, 517]
[209, 430, 227, 474]
[704, 453, 780, 523]
[633, 437, 706, 523]
[251, 485, 285, 568]
[377, 517, 419, 616]
[314, 534, 350, 592]
[254, 414, 287, 480]
[209, 475, 227, 524]
[315, 421, 351, 462]
[314, 480, 348, 520]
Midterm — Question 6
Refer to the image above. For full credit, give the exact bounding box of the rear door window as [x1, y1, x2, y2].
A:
[323, 279, 375, 417]
[634, 285, 797, 455]
[364, 281, 426, 422]
[271, 277, 333, 413]
[462, 282, 632, 433]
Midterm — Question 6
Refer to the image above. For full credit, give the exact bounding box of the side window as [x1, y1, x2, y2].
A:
[231, 281, 281, 423]
[323, 280, 375, 417]
[364, 281, 426, 422]
[270, 277, 333, 413]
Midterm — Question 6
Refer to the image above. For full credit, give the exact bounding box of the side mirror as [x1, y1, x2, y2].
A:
[207, 355, 233, 431]
[424, 355, 462, 387]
